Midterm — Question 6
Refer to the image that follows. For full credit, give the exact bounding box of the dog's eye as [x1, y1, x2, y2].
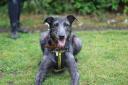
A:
[54, 23, 59, 27]
[64, 23, 69, 27]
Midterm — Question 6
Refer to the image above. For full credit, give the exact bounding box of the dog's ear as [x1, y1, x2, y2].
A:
[44, 17, 54, 26]
[67, 15, 76, 24]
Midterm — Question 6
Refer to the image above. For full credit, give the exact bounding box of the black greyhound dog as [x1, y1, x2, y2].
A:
[35, 15, 82, 85]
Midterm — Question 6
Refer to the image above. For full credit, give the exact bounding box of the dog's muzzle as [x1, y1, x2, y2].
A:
[57, 35, 66, 48]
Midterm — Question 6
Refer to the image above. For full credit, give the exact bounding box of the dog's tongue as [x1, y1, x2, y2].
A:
[58, 39, 66, 48]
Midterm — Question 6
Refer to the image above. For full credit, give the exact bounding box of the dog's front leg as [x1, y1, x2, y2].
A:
[35, 55, 52, 85]
[65, 52, 79, 85]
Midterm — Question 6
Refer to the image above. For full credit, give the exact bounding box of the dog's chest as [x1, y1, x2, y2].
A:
[53, 51, 66, 65]
[51, 50, 67, 72]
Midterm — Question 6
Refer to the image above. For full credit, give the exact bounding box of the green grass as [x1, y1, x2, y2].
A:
[0, 14, 9, 28]
[0, 30, 128, 85]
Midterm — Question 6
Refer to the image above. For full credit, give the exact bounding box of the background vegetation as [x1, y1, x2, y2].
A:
[0, 0, 128, 15]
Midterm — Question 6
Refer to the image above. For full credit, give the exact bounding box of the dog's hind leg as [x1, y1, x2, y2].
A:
[35, 55, 52, 85]
[72, 36, 82, 56]
[65, 52, 79, 85]
[40, 31, 49, 52]
[72, 36, 82, 62]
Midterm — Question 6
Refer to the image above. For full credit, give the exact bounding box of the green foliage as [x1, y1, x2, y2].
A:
[21, 0, 128, 14]
[0, 0, 6, 6]
[124, 6, 128, 14]
[122, 0, 128, 14]
[0, 0, 128, 14]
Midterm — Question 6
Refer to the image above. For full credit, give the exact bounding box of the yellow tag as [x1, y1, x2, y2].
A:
[55, 51, 62, 69]
[58, 51, 62, 69]
[59, 51, 61, 56]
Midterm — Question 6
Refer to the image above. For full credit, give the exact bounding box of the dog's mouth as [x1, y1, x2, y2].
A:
[57, 36, 66, 48]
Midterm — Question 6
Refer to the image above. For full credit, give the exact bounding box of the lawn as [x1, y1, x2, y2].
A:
[0, 30, 128, 85]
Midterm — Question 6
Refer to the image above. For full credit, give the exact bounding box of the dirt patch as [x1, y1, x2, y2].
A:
[0, 26, 128, 33]
[0, 14, 128, 33]
[0, 28, 9, 33]
[8, 81, 14, 85]
[0, 71, 4, 79]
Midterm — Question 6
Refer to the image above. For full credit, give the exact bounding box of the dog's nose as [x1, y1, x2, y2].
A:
[59, 36, 65, 40]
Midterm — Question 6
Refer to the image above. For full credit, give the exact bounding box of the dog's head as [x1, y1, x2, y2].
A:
[44, 15, 76, 48]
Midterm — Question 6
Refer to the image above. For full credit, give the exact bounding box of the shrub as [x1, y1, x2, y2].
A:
[0, 0, 128, 15]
